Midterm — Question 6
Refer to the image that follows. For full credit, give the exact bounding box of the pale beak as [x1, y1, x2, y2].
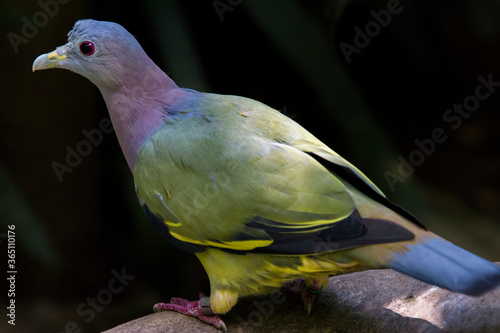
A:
[32, 43, 71, 72]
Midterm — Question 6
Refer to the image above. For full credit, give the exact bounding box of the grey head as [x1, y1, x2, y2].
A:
[33, 19, 157, 90]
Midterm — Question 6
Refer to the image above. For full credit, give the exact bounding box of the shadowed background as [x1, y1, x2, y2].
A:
[1, 0, 500, 331]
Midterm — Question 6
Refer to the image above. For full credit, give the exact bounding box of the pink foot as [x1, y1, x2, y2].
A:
[153, 292, 226, 331]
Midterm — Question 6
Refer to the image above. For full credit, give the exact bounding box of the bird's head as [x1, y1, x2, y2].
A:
[33, 19, 150, 90]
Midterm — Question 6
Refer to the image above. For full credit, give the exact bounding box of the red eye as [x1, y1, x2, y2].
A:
[80, 41, 95, 56]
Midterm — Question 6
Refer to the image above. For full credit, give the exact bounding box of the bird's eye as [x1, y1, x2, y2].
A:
[79, 41, 95, 56]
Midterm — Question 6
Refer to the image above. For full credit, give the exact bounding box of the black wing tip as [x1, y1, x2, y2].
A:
[238, 210, 415, 255]
[307, 152, 426, 230]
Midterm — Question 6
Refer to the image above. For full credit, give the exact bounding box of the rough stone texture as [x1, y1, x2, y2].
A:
[104, 268, 500, 333]
[102, 311, 219, 333]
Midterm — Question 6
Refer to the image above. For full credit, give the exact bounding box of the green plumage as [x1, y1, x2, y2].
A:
[136, 93, 365, 246]
[133, 93, 417, 313]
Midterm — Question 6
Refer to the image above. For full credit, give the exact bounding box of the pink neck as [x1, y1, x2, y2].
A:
[100, 67, 184, 171]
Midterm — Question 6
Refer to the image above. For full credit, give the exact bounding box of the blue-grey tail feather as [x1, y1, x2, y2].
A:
[388, 237, 500, 296]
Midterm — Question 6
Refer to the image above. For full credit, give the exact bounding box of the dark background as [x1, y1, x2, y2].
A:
[1, 0, 500, 331]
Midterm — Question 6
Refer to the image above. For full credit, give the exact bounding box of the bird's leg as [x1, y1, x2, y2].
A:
[154, 292, 227, 332]
[281, 276, 328, 314]
[281, 279, 318, 314]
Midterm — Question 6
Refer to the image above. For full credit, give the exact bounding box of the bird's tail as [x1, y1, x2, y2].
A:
[387, 237, 500, 296]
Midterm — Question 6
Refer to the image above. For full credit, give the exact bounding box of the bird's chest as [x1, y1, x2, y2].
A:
[133, 130, 248, 241]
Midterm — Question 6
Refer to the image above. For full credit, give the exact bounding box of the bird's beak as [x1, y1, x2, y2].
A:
[32, 43, 70, 72]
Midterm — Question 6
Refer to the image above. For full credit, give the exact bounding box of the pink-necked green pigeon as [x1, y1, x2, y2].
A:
[33, 20, 500, 331]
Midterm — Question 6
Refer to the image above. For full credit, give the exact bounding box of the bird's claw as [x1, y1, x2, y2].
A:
[154, 293, 226, 331]
[282, 278, 320, 314]
[301, 290, 317, 315]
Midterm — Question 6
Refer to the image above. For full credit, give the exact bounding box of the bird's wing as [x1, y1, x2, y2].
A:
[224, 141, 415, 254]
[288, 138, 425, 229]
[135, 121, 415, 255]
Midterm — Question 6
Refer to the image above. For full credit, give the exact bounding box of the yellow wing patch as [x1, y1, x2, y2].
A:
[169, 231, 274, 250]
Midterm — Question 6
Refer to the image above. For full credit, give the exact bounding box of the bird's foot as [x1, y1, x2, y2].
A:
[154, 292, 227, 332]
[281, 279, 323, 314]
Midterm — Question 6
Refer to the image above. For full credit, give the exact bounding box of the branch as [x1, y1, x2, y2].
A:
[104, 266, 500, 332]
